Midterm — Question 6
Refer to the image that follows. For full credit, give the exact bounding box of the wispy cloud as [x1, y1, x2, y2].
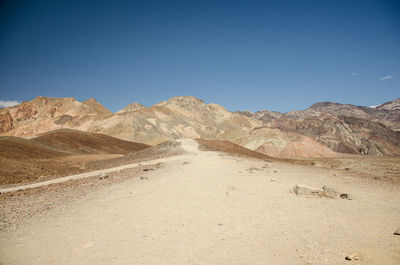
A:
[380, 75, 393, 81]
[0, 100, 20, 108]
[351, 72, 358, 76]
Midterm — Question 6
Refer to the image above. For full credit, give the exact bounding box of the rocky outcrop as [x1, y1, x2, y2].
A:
[264, 113, 400, 156]
[286, 100, 400, 132]
[0, 97, 112, 137]
[235, 127, 339, 158]
[116, 102, 146, 114]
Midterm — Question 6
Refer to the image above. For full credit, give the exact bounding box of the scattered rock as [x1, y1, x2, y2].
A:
[293, 184, 325, 197]
[182, 161, 190, 165]
[394, 227, 400, 235]
[322, 185, 339, 198]
[248, 167, 259, 173]
[98, 173, 109, 180]
[274, 170, 277, 173]
[140, 176, 148, 180]
[293, 184, 343, 199]
[270, 179, 276, 182]
[345, 252, 362, 261]
[143, 168, 154, 172]
[340, 193, 353, 200]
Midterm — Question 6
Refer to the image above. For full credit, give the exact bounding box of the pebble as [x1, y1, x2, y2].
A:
[345, 252, 362, 261]
[340, 193, 353, 200]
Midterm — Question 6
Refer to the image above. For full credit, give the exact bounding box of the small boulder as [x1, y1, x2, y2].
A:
[99, 173, 109, 180]
[293, 184, 343, 198]
[293, 184, 325, 197]
[322, 185, 339, 198]
[340, 193, 353, 200]
[394, 227, 400, 235]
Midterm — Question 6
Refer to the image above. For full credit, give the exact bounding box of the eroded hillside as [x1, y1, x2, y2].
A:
[1, 96, 399, 157]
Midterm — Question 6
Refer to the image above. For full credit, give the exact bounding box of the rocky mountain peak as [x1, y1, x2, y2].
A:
[117, 102, 146, 114]
[377, 98, 400, 111]
[82, 98, 112, 115]
[155, 96, 205, 107]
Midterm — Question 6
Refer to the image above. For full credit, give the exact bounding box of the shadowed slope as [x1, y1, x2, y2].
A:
[195, 138, 273, 160]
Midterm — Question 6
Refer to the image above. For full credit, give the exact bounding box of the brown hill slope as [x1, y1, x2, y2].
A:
[195, 139, 273, 160]
[0, 129, 150, 185]
[0, 137, 69, 160]
[32, 129, 150, 155]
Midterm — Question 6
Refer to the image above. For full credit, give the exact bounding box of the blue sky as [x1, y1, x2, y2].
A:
[0, 0, 399, 112]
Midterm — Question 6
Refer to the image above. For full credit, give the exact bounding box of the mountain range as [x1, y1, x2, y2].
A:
[1, 96, 399, 158]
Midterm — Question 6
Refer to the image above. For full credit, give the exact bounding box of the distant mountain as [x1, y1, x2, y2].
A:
[376, 98, 400, 111]
[92, 96, 259, 145]
[0, 96, 112, 137]
[0, 95, 399, 157]
[116, 102, 146, 114]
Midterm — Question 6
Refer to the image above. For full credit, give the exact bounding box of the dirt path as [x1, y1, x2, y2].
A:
[0, 139, 399, 264]
[0, 154, 184, 194]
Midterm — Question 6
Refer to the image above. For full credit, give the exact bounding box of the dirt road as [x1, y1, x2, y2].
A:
[0, 139, 399, 264]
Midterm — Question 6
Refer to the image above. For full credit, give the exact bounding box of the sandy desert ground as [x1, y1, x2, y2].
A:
[0, 139, 399, 265]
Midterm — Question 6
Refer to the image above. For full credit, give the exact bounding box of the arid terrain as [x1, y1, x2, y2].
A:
[0, 139, 399, 265]
[0, 96, 399, 264]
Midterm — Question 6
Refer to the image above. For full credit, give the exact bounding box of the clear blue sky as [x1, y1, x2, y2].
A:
[0, 0, 399, 112]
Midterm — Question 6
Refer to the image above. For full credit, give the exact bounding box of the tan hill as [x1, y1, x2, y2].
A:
[90, 96, 260, 145]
